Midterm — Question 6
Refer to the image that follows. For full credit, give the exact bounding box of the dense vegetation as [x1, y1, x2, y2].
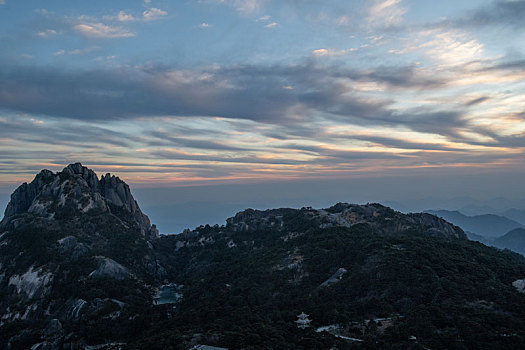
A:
[132, 219, 525, 349]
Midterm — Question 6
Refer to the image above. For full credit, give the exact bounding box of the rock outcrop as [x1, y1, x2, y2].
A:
[89, 256, 130, 280]
[0, 164, 166, 349]
[0, 163, 158, 239]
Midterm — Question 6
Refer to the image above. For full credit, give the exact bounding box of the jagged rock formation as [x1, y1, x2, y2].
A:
[0, 164, 166, 350]
[0, 163, 158, 239]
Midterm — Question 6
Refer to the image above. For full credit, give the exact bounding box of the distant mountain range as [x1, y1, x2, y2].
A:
[3, 164, 525, 349]
[424, 209, 523, 238]
[500, 208, 525, 227]
[494, 228, 525, 256]
[426, 210, 525, 257]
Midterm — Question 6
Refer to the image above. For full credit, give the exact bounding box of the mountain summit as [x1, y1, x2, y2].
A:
[1, 162, 158, 239]
[0, 164, 165, 349]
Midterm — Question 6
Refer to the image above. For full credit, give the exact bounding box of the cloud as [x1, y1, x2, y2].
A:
[312, 48, 357, 57]
[150, 131, 248, 151]
[34, 8, 54, 15]
[257, 15, 270, 22]
[73, 22, 135, 38]
[233, 0, 264, 14]
[465, 96, 490, 106]
[367, 0, 406, 29]
[102, 8, 168, 22]
[264, 22, 279, 28]
[0, 114, 135, 149]
[69, 46, 100, 55]
[0, 61, 470, 143]
[37, 29, 57, 38]
[455, 0, 525, 28]
[143, 8, 168, 21]
[207, 0, 265, 14]
[52, 46, 100, 57]
[336, 16, 349, 26]
[107, 11, 137, 22]
[0, 0, 6, 5]
[421, 29, 484, 67]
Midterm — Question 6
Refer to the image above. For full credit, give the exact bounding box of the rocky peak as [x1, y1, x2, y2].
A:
[227, 203, 465, 239]
[62, 162, 100, 190]
[3, 169, 56, 218]
[0, 163, 158, 239]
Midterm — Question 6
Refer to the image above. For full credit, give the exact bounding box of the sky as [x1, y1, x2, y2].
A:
[1, 0, 524, 232]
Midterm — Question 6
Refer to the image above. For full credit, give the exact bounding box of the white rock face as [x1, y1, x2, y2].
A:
[80, 197, 95, 212]
[8, 266, 53, 299]
[320, 267, 347, 287]
[28, 200, 49, 216]
[89, 256, 129, 280]
[513, 279, 525, 293]
[70, 299, 87, 320]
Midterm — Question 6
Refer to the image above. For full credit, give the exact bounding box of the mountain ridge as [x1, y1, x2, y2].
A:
[2, 164, 525, 349]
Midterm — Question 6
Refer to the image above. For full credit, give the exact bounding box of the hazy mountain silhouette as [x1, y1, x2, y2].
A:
[425, 209, 523, 237]
[500, 208, 525, 227]
[494, 228, 525, 256]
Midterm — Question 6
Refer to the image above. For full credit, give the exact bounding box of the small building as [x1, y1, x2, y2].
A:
[295, 312, 312, 329]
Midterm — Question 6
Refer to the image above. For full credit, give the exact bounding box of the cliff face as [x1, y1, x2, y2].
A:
[1, 163, 158, 239]
[3, 169, 56, 218]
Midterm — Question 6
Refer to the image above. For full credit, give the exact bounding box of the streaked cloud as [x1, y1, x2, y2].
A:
[367, 0, 406, 29]
[73, 22, 135, 38]
[53, 46, 100, 56]
[420, 29, 484, 67]
[449, 0, 525, 28]
[264, 22, 279, 28]
[1, 0, 524, 192]
[312, 48, 357, 57]
[69, 46, 100, 55]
